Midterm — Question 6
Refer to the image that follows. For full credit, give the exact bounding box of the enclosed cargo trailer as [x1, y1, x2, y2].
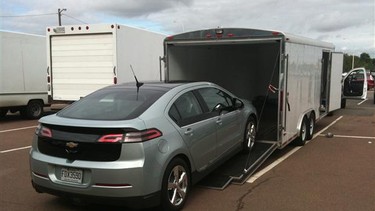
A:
[163, 28, 345, 187]
[46, 24, 165, 102]
[0, 31, 47, 119]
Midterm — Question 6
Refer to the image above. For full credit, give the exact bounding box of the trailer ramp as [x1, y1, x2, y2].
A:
[198, 141, 277, 189]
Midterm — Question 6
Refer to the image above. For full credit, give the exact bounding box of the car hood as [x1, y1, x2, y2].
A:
[39, 114, 146, 130]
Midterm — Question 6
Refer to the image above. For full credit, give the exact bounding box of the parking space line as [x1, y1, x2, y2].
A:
[318, 134, 375, 140]
[0, 146, 31, 154]
[247, 115, 343, 184]
[357, 99, 367, 105]
[0, 126, 37, 133]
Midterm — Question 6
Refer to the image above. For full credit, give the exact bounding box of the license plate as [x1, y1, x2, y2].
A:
[61, 168, 83, 184]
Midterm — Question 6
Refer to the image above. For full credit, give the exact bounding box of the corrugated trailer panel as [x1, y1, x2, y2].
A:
[50, 34, 114, 101]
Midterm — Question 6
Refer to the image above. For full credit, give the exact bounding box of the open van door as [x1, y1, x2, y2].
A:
[342, 67, 368, 100]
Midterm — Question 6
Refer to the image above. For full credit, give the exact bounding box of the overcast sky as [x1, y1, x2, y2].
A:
[1, 0, 374, 57]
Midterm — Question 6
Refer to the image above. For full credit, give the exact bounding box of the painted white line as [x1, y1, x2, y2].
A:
[0, 146, 31, 154]
[247, 147, 301, 183]
[357, 99, 367, 105]
[246, 116, 343, 184]
[0, 125, 37, 133]
[313, 115, 343, 139]
[318, 134, 375, 140]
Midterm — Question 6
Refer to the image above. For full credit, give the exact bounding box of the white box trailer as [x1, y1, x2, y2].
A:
[0, 31, 47, 119]
[163, 28, 345, 187]
[46, 24, 165, 102]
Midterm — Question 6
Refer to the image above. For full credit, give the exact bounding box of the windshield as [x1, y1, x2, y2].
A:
[57, 87, 166, 120]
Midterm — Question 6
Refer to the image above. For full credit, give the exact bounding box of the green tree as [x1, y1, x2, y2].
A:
[343, 52, 374, 72]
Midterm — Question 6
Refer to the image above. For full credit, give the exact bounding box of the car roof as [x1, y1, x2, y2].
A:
[105, 81, 214, 92]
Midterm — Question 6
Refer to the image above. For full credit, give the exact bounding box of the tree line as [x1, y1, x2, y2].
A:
[343, 53, 375, 73]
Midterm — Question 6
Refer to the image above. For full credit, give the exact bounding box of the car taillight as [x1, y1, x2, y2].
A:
[124, 129, 162, 143]
[35, 124, 52, 138]
[97, 129, 162, 143]
[98, 134, 124, 143]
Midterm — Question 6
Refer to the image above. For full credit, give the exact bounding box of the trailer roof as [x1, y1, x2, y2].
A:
[165, 28, 334, 49]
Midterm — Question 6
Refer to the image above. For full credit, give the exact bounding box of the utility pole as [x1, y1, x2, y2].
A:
[58, 8, 67, 26]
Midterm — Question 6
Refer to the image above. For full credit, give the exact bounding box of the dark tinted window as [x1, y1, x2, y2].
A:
[198, 88, 233, 111]
[169, 91, 204, 126]
[58, 87, 166, 120]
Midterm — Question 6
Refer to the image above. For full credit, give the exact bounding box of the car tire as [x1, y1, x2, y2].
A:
[243, 116, 257, 153]
[294, 116, 308, 146]
[306, 113, 315, 140]
[161, 157, 190, 211]
[341, 98, 346, 109]
[21, 100, 43, 119]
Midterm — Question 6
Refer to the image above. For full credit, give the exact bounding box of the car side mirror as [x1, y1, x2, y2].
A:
[234, 98, 244, 109]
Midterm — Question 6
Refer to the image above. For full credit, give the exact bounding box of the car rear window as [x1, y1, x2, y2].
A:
[57, 87, 166, 120]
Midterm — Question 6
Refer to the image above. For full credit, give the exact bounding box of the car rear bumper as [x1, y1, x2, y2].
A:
[31, 180, 160, 209]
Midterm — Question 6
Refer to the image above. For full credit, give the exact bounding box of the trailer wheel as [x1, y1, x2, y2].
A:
[161, 157, 190, 211]
[306, 113, 315, 140]
[0, 108, 8, 118]
[294, 116, 308, 146]
[21, 100, 44, 119]
[243, 116, 257, 153]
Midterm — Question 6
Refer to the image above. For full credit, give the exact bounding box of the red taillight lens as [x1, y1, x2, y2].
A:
[114, 77, 117, 84]
[124, 129, 162, 143]
[98, 134, 124, 143]
[36, 125, 52, 138]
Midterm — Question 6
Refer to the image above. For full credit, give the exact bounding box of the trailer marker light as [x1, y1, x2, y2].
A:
[47, 76, 51, 83]
[227, 33, 234, 38]
[206, 33, 212, 39]
[47, 28, 51, 32]
[114, 77, 117, 84]
[167, 36, 174, 40]
[272, 31, 280, 36]
[78, 26, 82, 30]
[111, 25, 115, 29]
[86, 26, 89, 30]
[71, 27, 74, 31]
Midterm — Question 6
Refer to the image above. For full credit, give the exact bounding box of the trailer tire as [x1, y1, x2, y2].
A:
[161, 157, 190, 211]
[306, 113, 315, 140]
[0, 108, 8, 118]
[294, 116, 308, 146]
[242, 116, 257, 153]
[21, 100, 44, 119]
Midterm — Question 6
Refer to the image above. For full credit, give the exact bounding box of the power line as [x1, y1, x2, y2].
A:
[0, 13, 56, 18]
[62, 14, 88, 24]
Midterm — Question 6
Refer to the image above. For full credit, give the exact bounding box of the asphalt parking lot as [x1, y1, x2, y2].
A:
[1, 91, 374, 211]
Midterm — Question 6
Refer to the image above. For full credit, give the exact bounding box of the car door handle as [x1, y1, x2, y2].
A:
[184, 128, 193, 136]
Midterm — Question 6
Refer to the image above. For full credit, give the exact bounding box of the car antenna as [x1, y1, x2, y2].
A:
[130, 65, 144, 100]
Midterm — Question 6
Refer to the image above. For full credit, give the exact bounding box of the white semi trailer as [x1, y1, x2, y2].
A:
[0, 31, 47, 119]
[46, 24, 166, 102]
[163, 28, 350, 187]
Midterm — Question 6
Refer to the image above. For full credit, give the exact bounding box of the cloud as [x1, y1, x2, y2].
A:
[1, 0, 374, 57]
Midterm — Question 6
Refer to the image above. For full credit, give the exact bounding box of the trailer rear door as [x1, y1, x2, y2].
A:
[328, 52, 343, 112]
[50, 34, 114, 101]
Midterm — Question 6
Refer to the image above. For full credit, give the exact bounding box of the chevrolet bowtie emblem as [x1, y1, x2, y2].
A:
[66, 142, 78, 149]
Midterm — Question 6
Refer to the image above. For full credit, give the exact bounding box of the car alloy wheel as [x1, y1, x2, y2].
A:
[244, 116, 256, 152]
[162, 158, 190, 211]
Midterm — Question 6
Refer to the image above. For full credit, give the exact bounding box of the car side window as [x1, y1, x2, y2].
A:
[169, 91, 203, 126]
[197, 88, 233, 112]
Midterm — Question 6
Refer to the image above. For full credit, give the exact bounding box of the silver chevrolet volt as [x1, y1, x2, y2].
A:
[30, 81, 257, 210]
